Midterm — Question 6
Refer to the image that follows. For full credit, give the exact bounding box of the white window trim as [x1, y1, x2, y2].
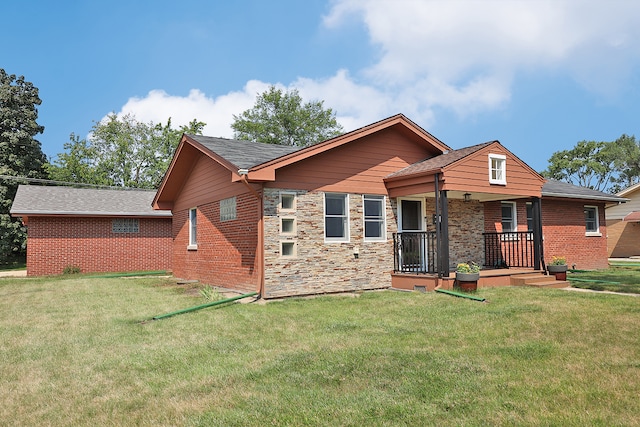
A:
[324, 193, 350, 243]
[279, 191, 297, 212]
[280, 240, 297, 258]
[489, 153, 507, 185]
[188, 207, 198, 250]
[363, 195, 387, 242]
[584, 205, 602, 236]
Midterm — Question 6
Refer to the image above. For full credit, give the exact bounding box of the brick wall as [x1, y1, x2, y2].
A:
[26, 216, 172, 276]
[262, 189, 396, 298]
[541, 199, 608, 269]
[484, 199, 609, 270]
[171, 192, 260, 292]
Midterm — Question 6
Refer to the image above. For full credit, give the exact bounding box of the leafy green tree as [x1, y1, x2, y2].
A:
[48, 115, 205, 189]
[608, 134, 640, 193]
[232, 86, 344, 146]
[0, 69, 48, 261]
[542, 140, 619, 192]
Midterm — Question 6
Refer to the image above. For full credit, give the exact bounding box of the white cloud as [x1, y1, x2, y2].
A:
[113, 81, 271, 138]
[112, 0, 640, 139]
[324, 0, 640, 111]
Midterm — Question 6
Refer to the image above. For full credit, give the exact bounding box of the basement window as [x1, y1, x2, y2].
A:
[112, 218, 139, 233]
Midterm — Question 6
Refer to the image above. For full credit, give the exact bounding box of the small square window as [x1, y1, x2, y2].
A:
[220, 197, 237, 221]
[112, 218, 139, 233]
[281, 218, 295, 234]
[280, 192, 296, 211]
[489, 154, 507, 185]
[281, 241, 296, 257]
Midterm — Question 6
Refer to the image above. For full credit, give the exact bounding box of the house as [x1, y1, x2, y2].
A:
[605, 183, 640, 257]
[10, 185, 172, 276]
[153, 114, 624, 298]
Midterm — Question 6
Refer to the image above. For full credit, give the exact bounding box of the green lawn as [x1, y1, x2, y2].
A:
[569, 264, 640, 294]
[1, 276, 639, 426]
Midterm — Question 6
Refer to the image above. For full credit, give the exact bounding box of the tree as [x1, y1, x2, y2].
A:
[608, 134, 640, 193]
[231, 86, 344, 146]
[0, 69, 48, 261]
[47, 115, 205, 189]
[541, 140, 620, 192]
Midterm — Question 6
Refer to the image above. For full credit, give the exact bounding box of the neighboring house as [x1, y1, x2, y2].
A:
[10, 185, 172, 276]
[605, 182, 640, 257]
[153, 114, 624, 298]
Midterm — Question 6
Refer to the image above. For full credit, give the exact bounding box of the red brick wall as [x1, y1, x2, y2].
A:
[26, 216, 172, 276]
[171, 192, 260, 292]
[484, 199, 609, 270]
[541, 199, 608, 270]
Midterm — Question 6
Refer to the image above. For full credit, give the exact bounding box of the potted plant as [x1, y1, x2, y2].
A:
[456, 262, 480, 292]
[547, 256, 568, 280]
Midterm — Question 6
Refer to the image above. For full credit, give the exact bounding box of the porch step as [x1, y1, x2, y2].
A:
[510, 273, 569, 289]
[523, 280, 570, 289]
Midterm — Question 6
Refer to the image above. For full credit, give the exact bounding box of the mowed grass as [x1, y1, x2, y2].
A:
[1, 276, 639, 426]
[569, 264, 640, 294]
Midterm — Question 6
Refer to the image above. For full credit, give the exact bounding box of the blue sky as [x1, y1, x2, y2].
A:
[3, 0, 640, 172]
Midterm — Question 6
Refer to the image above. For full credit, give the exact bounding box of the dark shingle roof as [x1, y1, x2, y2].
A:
[386, 142, 493, 179]
[188, 135, 303, 169]
[10, 185, 172, 217]
[542, 179, 626, 203]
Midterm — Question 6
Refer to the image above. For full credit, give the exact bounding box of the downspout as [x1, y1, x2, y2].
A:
[239, 174, 265, 299]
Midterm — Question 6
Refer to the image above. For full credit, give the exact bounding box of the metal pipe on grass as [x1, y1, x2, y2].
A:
[152, 291, 258, 321]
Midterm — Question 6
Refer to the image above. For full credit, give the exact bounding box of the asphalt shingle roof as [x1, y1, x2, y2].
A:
[386, 142, 493, 179]
[541, 179, 626, 203]
[10, 185, 172, 217]
[188, 135, 303, 169]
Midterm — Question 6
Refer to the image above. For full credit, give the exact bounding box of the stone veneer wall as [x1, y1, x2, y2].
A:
[263, 188, 397, 298]
[425, 198, 485, 268]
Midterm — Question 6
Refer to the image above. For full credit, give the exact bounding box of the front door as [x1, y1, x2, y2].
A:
[398, 198, 426, 271]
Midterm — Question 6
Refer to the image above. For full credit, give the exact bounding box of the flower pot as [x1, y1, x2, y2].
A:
[547, 264, 568, 281]
[456, 272, 480, 292]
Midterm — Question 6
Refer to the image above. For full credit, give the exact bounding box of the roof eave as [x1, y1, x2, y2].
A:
[542, 192, 628, 203]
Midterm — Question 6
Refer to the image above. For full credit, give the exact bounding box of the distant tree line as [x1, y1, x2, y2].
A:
[542, 134, 640, 193]
[1, 72, 344, 262]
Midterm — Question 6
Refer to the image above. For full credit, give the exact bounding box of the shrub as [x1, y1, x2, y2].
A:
[62, 265, 82, 275]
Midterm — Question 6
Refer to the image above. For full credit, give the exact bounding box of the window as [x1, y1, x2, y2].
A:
[501, 201, 517, 235]
[325, 193, 349, 242]
[280, 218, 296, 235]
[188, 208, 197, 249]
[280, 192, 296, 211]
[220, 197, 237, 221]
[489, 154, 507, 185]
[281, 241, 296, 257]
[112, 218, 139, 233]
[526, 202, 533, 232]
[584, 206, 600, 235]
[363, 195, 386, 241]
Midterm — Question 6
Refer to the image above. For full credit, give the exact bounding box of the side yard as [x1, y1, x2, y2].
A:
[569, 264, 640, 294]
[0, 275, 638, 426]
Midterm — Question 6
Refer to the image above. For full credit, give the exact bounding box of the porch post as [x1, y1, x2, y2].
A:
[439, 189, 450, 278]
[531, 196, 543, 270]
